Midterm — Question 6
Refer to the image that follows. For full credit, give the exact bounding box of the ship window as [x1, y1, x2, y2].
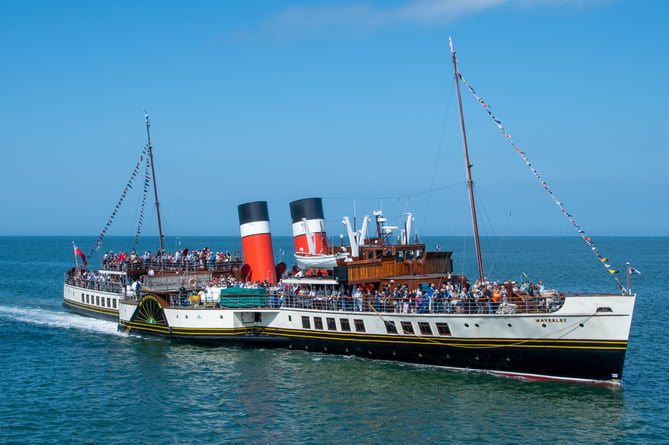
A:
[436, 323, 452, 336]
[416, 249, 423, 260]
[96, 296, 100, 306]
[395, 250, 404, 262]
[327, 318, 337, 330]
[86, 294, 90, 304]
[596, 307, 613, 313]
[107, 297, 111, 307]
[314, 317, 323, 330]
[301, 316, 311, 329]
[113, 299, 117, 309]
[401, 322, 414, 334]
[340, 318, 351, 331]
[81, 293, 84, 302]
[354, 319, 365, 332]
[418, 322, 433, 335]
[385, 321, 398, 334]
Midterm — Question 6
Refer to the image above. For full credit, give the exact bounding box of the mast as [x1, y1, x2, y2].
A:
[450, 38, 485, 283]
[144, 111, 165, 254]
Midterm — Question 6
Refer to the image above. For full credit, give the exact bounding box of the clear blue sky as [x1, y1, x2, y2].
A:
[1, 0, 667, 238]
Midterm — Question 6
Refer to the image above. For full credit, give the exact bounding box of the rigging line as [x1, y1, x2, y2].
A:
[422, 79, 456, 236]
[486, 212, 512, 279]
[458, 232, 468, 278]
[321, 181, 464, 201]
[469, 181, 505, 279]
[456, 72, 624, 290]
[468, 179, 514, 281]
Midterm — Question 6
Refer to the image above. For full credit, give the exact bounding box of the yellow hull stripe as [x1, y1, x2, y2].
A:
[64, 299, 118, 317]
[120, 322, 627, 350]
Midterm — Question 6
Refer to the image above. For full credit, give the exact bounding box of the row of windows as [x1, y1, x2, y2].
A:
[384, 321, 451, 336]
[301, 316, 363, 332]
[300, 316, 451, 337]
[80, 293, 117, 309]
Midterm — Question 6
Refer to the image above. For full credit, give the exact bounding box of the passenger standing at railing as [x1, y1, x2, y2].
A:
[353, 287, 363, 312]
[491, 287, 501, 313]
[482, 285, 493, 314]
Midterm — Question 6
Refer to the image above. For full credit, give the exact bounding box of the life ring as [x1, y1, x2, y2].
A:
[188, 278, 198, 288]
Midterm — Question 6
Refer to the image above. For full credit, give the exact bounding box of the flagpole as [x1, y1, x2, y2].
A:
[72, 242, 79, 268]
[626, 262, 631, 294]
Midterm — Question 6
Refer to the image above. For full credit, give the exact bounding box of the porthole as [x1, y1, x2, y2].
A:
[464, 323, 469, 328]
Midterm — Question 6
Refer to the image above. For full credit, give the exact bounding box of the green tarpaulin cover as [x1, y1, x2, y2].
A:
[219, 287, 267, 307]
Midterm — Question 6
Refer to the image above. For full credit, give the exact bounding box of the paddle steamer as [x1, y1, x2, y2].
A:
[70, 43, 638, 385]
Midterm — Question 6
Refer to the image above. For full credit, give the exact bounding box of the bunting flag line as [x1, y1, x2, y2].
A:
[88, 145, 150, 258]
[456, 71, 624, 290]
[133, 149, 152, 247]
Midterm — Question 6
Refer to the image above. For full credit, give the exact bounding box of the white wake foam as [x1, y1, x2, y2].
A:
[0, 305, 124, 336]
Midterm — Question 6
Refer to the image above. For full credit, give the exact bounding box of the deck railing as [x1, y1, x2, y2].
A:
[100, 258, 244, 274]
[140, 290, 567, 315]
[64, 277, 126, 295]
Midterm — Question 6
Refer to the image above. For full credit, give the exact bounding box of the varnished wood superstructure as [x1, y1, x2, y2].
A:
[328, 242, 453, 292]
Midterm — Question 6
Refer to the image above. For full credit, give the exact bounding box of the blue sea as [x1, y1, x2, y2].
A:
[0, 235, 666, 444]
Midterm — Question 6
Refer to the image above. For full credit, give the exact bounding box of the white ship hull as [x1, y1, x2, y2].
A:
[118, 292, 635, 384]
[63, 281, 125, 321]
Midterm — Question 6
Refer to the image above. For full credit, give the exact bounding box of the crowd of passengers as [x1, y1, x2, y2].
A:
[65, 268, 126, 293]
[273, 279, 557, 314]
[174, 276, 558, 314]
[100, 247, 241, 270]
